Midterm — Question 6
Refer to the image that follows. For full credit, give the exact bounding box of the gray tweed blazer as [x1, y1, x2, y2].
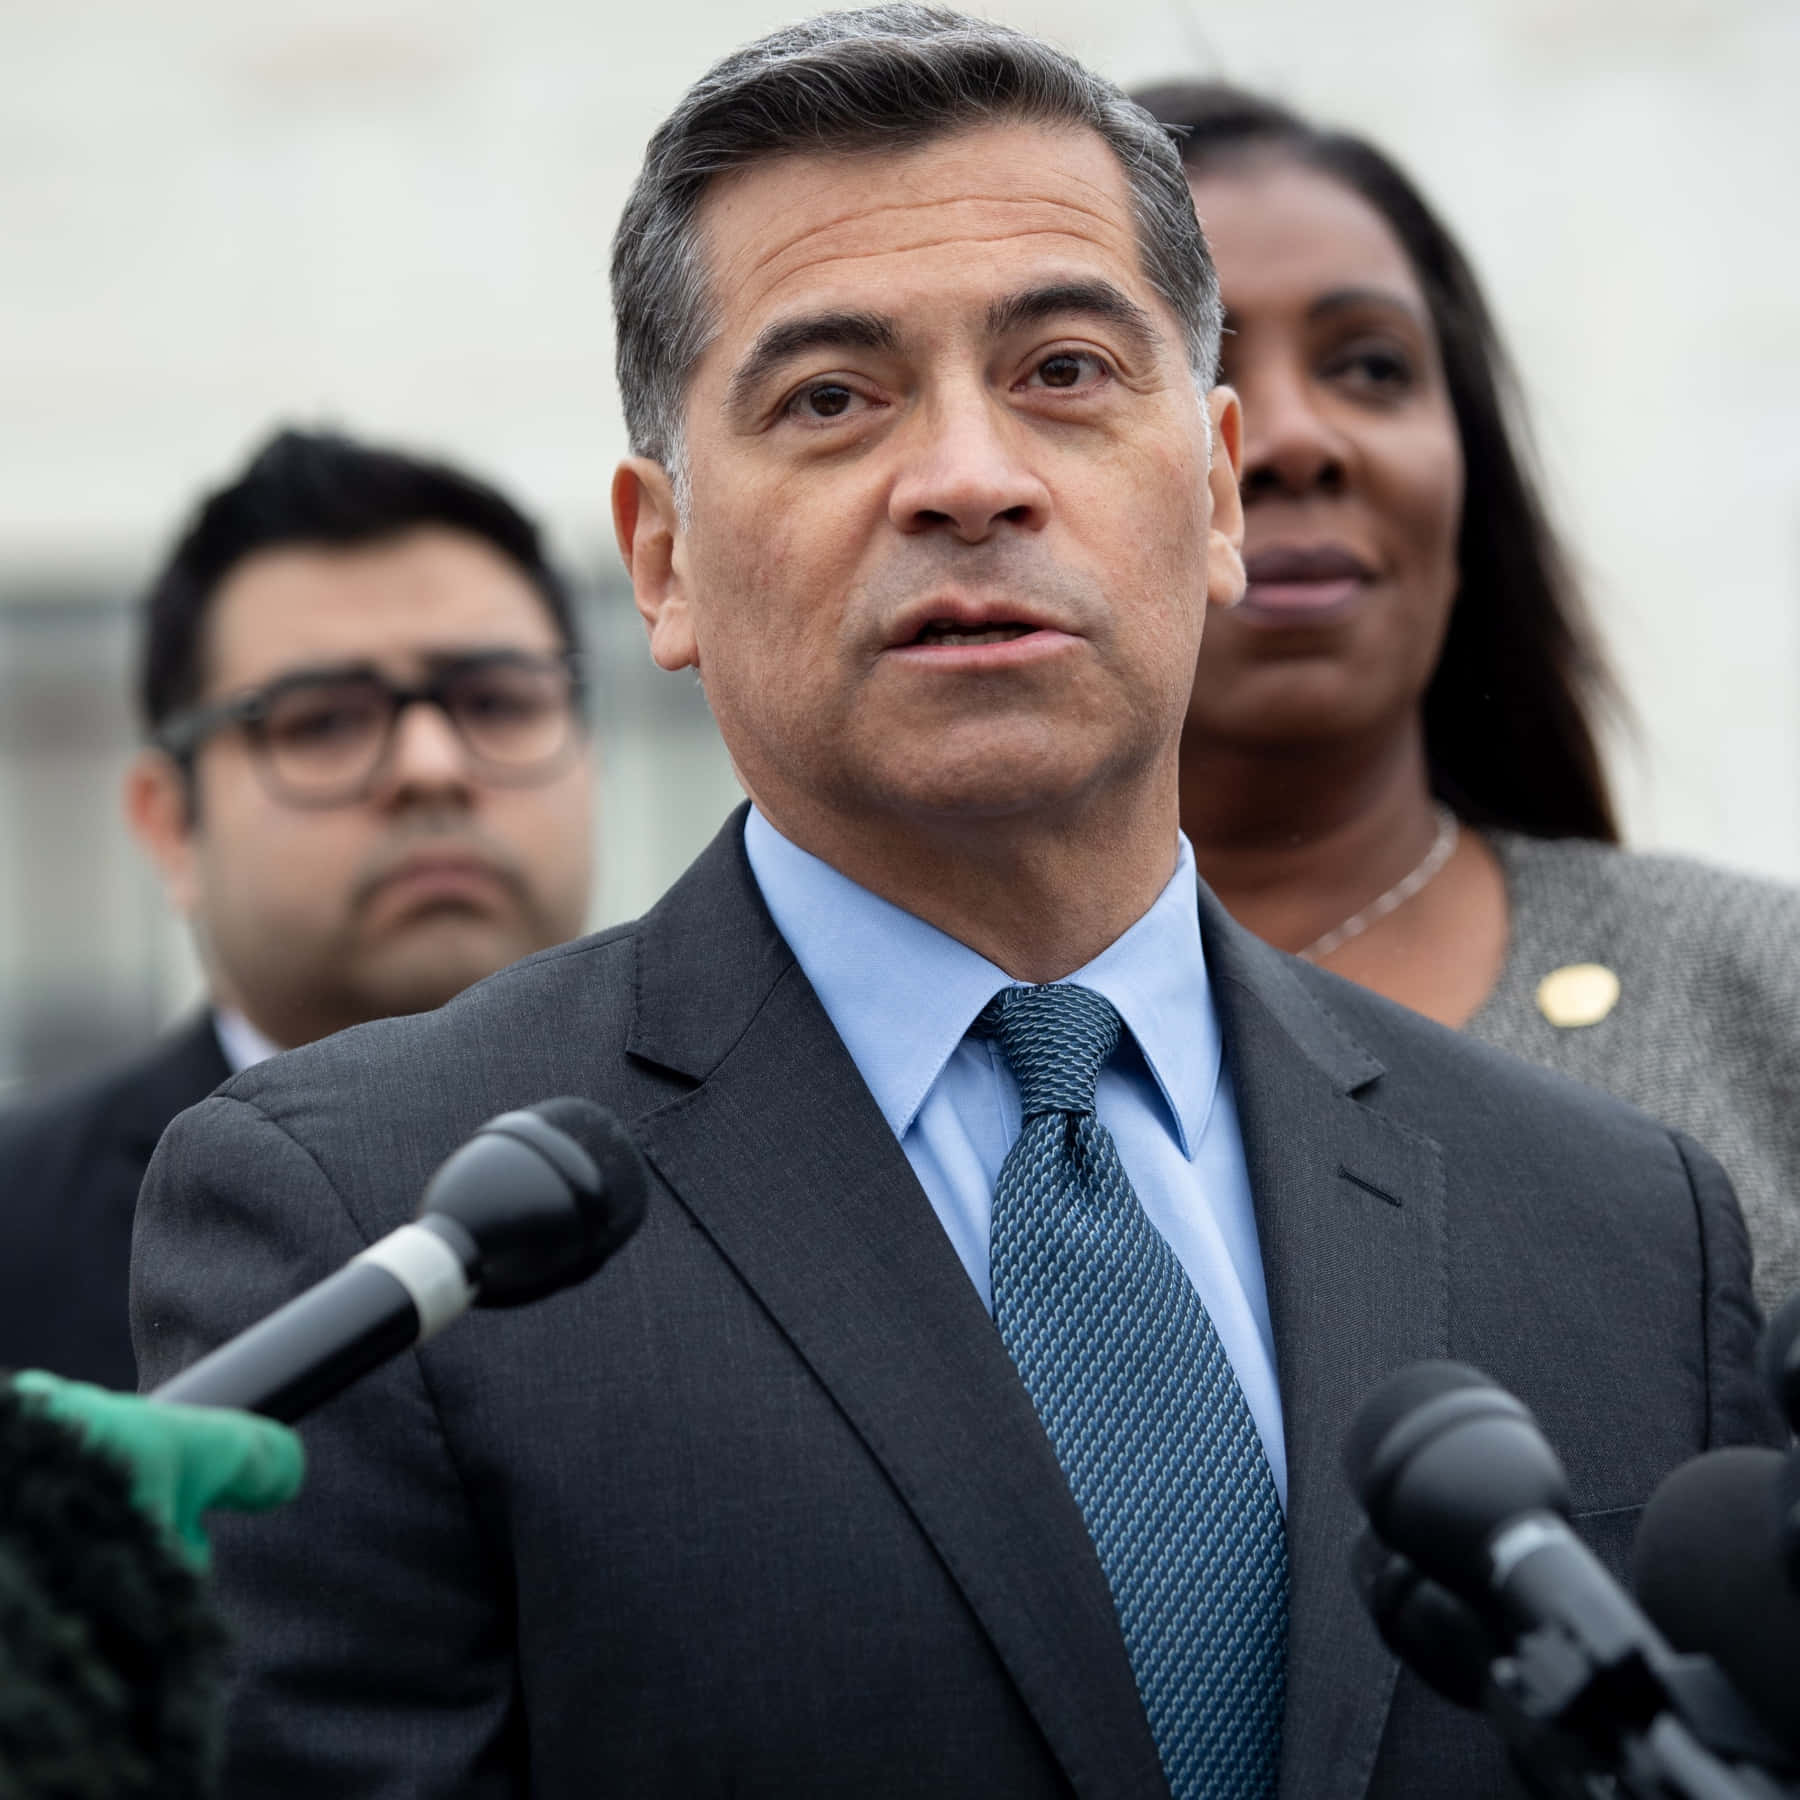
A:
[1469, 833, 1800, 1313]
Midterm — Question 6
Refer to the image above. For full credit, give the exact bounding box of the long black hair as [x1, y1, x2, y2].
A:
[1132, 81, 1622, 842]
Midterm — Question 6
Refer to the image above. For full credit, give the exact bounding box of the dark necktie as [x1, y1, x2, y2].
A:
[978, 981, 1287, 1800]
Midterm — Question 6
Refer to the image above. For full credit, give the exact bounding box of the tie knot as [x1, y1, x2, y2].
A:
[976, 983, 1122, 1117]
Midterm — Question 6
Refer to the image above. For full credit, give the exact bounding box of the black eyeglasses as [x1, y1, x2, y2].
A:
[153, 650, 587, 808]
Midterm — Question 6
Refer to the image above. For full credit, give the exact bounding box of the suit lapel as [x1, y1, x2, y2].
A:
[114, 1012, 233, 1161]
[626, 813, 1170, 1800]
[92, 1012, 234, 1233]
[1200, 890, 1448, 1800]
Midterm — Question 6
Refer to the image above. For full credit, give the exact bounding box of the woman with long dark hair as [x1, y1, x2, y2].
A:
[1135, 80, 1800, 1307]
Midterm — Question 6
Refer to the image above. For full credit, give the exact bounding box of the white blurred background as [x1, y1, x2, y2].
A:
[1, 0, 1795, 1087]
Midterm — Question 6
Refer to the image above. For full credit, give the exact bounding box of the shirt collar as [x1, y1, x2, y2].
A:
[742, 809, 1222, 1157]
[212, 1006, 281, 1075]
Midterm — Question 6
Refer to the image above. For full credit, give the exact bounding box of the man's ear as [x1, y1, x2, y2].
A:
[123, 748, 203, 916]
[1204, 386, 1246, 610]
[613, 458, 699, 673]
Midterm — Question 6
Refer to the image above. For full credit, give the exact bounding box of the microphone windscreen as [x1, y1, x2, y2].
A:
[424, 1099, 650, 1308]
[1633, 1446, 1800, 1755]
[526, 1098, 650, 1259]
[1342, 1361, 1489, 1500]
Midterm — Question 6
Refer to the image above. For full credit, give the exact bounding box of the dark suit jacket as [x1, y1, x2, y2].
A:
[131, 811, 1774, 1799]
[0, 1013, 227, 1388]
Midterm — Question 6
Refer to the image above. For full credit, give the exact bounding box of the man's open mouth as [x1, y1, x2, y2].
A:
[911, 621, 1038, 647]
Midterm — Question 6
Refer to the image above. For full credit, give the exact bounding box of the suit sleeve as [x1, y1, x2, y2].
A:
[1673, 1128, 1787, 1450]
[131, 1093, 523, 1800]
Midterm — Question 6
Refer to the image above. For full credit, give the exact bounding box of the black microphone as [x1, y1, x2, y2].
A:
[1759, 1292, 1800, 1589]
[1345, 1361, 1797, 1797]
[152, 1099, 648, 1422]
[1345, 1360, 1654, 1655]
[1635, 1448, 1800, 1757]
[1759, 1293, 1800, 1439]
[1351, 1529, 1497, 1712]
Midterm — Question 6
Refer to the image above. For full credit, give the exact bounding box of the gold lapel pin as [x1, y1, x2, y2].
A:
[1536, 963, 1621, 1029]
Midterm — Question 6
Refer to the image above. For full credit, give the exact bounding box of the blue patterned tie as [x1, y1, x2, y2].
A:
[978, 982, 1286, 1800]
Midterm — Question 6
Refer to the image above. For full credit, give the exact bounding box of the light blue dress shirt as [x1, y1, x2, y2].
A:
[743, 808, 1288, 1506]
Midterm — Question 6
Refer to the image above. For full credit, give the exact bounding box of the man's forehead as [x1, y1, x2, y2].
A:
[696, 121, 1150, 342]
[203, 531, 560, 691]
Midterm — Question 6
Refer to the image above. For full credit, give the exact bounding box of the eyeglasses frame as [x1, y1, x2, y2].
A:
[150, 648, 589, 808]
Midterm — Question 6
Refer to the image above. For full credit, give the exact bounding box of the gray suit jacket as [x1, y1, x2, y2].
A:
[1468, 831, 1800, 1315]
[131, 808, 1774, 1799]
[0, 1011, 228, 1389]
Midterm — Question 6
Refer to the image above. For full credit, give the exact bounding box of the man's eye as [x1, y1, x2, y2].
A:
[1025, 351, 1105, 391]
[786, 382, 861, 420]
[267, 697, 381, 750]
[459, 682, 547, 724]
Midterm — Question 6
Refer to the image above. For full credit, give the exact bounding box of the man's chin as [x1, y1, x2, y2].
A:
[862, 750, 1127, 826]
[354, 916, 539, 1017]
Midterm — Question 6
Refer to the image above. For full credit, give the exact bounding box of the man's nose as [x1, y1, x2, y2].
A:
[370, 698, 475, 806]
[1238, 361, 1351, 501]
[888, 392, 1052, 541]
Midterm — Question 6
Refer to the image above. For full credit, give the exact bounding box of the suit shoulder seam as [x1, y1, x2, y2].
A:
[1667, 1127, 1718, 1445]
[442, 925, 638, 1016]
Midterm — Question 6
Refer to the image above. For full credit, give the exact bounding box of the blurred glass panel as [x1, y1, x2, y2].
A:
[0, 578, 170, 1093]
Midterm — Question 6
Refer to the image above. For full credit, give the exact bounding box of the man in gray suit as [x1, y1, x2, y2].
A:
[133, 9, 1774, 1797]
[3, 428, 595, 1393]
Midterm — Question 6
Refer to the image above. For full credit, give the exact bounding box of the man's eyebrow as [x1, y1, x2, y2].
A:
[253, 658, 382, 690]
[250, 646, 533, 691]
[725, 310, 900, 413]
[985, 280, 1161, 357]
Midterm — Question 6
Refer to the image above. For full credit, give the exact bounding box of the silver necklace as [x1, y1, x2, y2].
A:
[1297, 805, 1460, 964]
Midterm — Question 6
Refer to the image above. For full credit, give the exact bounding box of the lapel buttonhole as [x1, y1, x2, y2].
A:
[1338, 1165, 1403, 1208]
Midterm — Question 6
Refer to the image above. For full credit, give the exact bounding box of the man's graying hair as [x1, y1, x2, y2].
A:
[610, 4, 1221, 502]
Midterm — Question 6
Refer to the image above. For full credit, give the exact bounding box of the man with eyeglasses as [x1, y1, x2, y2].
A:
[0, 428, 595, 1390]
